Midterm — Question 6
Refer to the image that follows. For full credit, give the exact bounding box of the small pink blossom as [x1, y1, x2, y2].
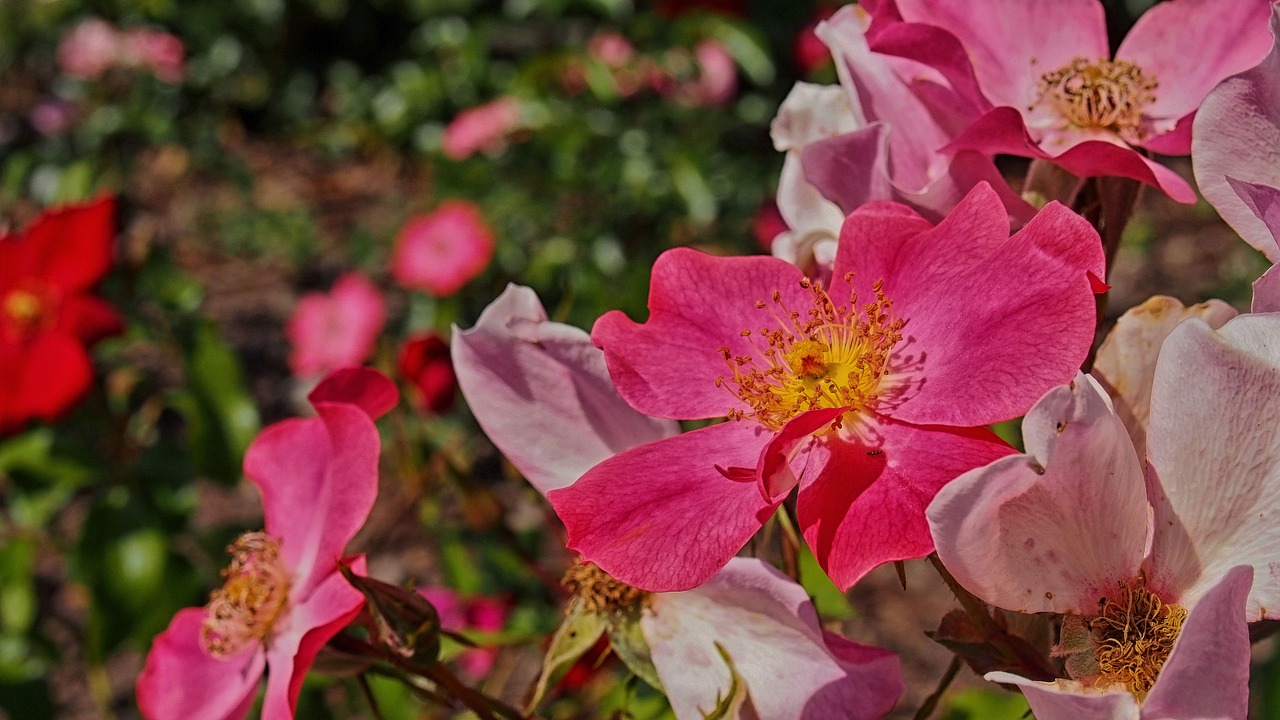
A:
[58, 19, 121, 81]
[545, 183, 1105, 592]
[683, 39, 738, 107]
[286, 273, 387, 378]
[121, 28, 186, 83]
[417, 587, 508, 679]
[137, 369, 399, 720]
[863, 0, 1274, 203]
[441, 97, 523, 160]
[28, 99, 77, 137]
[391, 200, 495, 298]
[451, 285, 904, 718]
[588, 32, 635, 68]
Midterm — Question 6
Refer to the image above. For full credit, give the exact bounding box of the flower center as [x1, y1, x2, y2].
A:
[200, 532, 291, 658]
[561, 562, 650, 614]
[1036, 57, 1156, 140]
[2, 285, 55, 338]
[716, 275, 903, 431]
[1089, 579, 1186, 699]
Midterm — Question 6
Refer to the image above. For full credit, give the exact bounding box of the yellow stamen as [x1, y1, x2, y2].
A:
[562, 562, 650, 615]
[200, 532, 291, 658]
[1036, 57, 1157, 140]
[3, 289, 44, 327]
[1089, 579, 1186, 699]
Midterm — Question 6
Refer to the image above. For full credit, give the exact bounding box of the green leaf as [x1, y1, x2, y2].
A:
[799, 546, 852, 620]
[607, 605, 663, 692]
[944, 687, 1030, 720]
[526, 598, 609, 713]
[701, 643, 750, 719]
[701, 17, 775, 86]
[173, 323, 260, 483]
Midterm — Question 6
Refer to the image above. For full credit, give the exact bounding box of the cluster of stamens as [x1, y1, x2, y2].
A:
[200, 531, 291, 658]
[1088, 579, 1186, 699]
[716, 274, 903, 431]
[562, 562, 650, 615]
[1036, 57, 1157, 140]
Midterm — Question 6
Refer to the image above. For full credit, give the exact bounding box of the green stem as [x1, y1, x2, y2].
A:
[912, 655, 963, 720]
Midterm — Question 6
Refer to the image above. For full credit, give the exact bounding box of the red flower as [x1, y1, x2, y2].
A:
[397, 332, 457, 414]
[0, 197, 122, 435]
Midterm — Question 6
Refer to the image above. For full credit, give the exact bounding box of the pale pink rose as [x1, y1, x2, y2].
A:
[390, 200, 495, 298]
[286, 273, 387, 378]
[451, 285, 905, 719]
[137, 369, 399, 720]
[58, 18, 122, 81]
[689, 39, 737, 106]
[588, 32, 635, 68]
[930, 330, 1280, 713]
[441, 97, 523, 160]
[121, 28, 185, 83]
[863, 0, 1274, 203]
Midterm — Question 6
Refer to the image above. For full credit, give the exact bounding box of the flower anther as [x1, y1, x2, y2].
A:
[717, 275, 903, 431]
[1086, 579, 1186, 700]
[200, 532, 291, 658]
[562, 561, 651, 614]
[1036, 57, 1157, 141]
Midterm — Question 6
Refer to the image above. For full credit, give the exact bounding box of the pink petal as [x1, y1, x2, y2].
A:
[770, 82, 861, 152]
[285, 273, 387, 378]
[643, 558, 902, 720]
[836, 184, 1104, 427]
[758, 407, 845, 503]
[452, 284, 678, 495]
[1254, 262, 1280, 314]
[1093, 296, 1237, 461]
[261, 557, 368, 720]
[891, 0, 1108, 111]
[244, 403, 381, 597]
[927, 374, 1148, 614]
[798, 415, 1013, 591]
[1117, 0, 1273, 129]
[547, 420, 774, 592]
[1192, 6, 1280, 262]
[1230, 180, 1280, 267]
[307, 367, 399, 420]
[136, 607, 265, 720]
[390, 200, 496, 296]
[1145, 316, 1280, 619]
[1143, 565, 1252, 720]
[591, 248, 814, 421]
[983, 672, 1138, 720]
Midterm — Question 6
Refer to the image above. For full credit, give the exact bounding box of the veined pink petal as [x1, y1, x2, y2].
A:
[835, 184, 1104, 427]
[1254, 261, 1280, 314]
[245, 402, 381, 597]
[307, 366, 400, 420]
[260, 556, 367, 720]
[1192, 8, 1280, 261]
[136, 608, 265, 720]
[643, 558, 902, 720]
[1093, 296, 1237, 461]
[890, 0, 1108, 111]
[453, 284, 678, 495]
[798, 415, 1013, 591]
[1117, 0, 1273, 131]
[927, 375, 1148, 615]
[758, 407, 845, 503]
[591, 248, 813, 421]
[983, 672, 1138, 720]
[1142, 566, 1252, 720]
[548, 420, 774, 592]
[1145, 316, 1280, 618]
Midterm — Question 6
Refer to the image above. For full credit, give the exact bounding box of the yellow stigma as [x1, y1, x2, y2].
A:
[562, 562, 650, 615]
[1036, 57, 1157, 140]
[716, 275, 903, 432]
[200, 532, 291, 658]
[1089, 579, 1186, 700]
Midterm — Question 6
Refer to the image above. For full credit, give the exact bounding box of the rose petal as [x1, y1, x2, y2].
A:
[308, 367, 400, 420]
[983, 672, 1138, 720]
[1254, 261, 1280, 314]
[136, 607, 266, 720]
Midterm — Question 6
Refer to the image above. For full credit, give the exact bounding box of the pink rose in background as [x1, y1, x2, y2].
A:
[137, 369, 399, 720]
[417, 587, 508, 679]
[862, 0, 1274, 203]
[286, 273, 387, 378]
[588, 32, 635, 68]
[397, 331, 457, 414]
[793, 7, 836, 75]
[391, 200, 495, 297]
[678, 39, 738, 107]
[441, 97, 523, 160]
[547, 184, 1105, 592]
[122, 28, 186, 83]
[29, 99, 77, 136]
[751, 196, 787, 253]
[451, 285, 905, 719]
[58, 19, 121, 81]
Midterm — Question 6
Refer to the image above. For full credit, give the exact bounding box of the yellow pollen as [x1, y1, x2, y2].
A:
[200, 532, 291, 658]
[1036, 57, 1157, 140]
[717, 274, 903, 431]
[1089, 579, 1186, 700]
[3, 290, 44, 327]
[562, 562, 650, 615]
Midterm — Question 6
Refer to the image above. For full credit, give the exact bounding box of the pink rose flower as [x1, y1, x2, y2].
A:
[451, 285, 904, 718]
[121, 28, 186, 83]
[137, 369, 399, 720]
[441, 97, 523, 160]
[417, 587, 508, 679]
[588, 32, 635, 68]
[286, 273, 387, 378]
[540, 183, 1104, 593]
[928, 342, 1280, 713]
[863, 0, 1274, 203]
[390, 200, 495, 298]
[58, 18, 122, 81]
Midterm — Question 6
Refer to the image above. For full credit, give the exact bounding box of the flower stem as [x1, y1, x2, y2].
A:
[912, 655, 963, 720]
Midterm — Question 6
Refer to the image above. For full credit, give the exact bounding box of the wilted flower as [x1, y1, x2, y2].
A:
[137, 369, 399, 720]
[397, 331, 457, 414]
[0, 197, 122, 435]
[286, 273, 386, 378]
[391, 200, 495, 298]
[441, 97, 524, 160]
